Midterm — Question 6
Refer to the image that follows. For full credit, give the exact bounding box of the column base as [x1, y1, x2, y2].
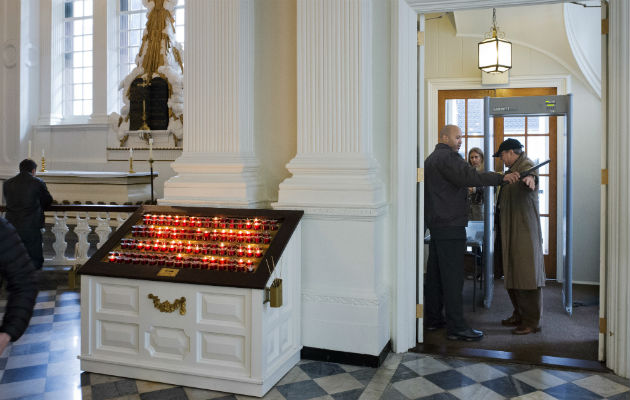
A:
[276, 153, 386, 209]
[161, 153, 268, 208]
[302, 287, 391, 357]
[275, 153, 390, 355]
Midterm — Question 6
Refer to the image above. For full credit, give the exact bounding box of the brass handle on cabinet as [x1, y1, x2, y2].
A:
[148, 294, 186, 315]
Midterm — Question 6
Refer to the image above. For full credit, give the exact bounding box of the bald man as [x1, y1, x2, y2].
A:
[425, 125, 519, 341]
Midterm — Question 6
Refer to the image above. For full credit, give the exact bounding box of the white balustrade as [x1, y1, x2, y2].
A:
[43, 210, 133, 269]
[74, 213, 92, 264]
[51, 213, 69, 264]
[95, 213, 113, 248]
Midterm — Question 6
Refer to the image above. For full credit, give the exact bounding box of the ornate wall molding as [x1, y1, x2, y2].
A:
[406, 0, 562, 12]
[2, 41, 17, 68]
[275, 204, 389, 220]
[302, 290, 389, 308]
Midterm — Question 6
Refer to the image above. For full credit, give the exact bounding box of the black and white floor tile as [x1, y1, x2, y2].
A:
[1, 286, 629, 400]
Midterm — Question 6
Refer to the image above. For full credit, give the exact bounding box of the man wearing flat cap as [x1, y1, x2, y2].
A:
[494, 138, 545, 335]
[424, 125, 520, 341]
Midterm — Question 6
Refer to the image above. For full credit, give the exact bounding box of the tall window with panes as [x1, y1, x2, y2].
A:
[63, 0, 93, 117]
[118, 0, 185, 86]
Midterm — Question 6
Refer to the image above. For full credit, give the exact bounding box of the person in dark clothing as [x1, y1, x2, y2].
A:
[0, 217, 38, 355]
[3, 159, 53, 269]
[424, 125, 520, 341]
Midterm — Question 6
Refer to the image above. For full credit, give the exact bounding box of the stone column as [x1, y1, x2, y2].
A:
[275, 0, 390, 357]
[161, 0, 265, 207]
[606, 0, 630, 378]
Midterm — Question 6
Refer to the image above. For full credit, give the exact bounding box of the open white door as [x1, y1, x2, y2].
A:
[598, 0, 608, 362]
[391, 0, 418, 352]
[416, 13, 425, 343]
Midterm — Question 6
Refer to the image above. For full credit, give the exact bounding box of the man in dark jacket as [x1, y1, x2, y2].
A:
[0, 217, 38, 354]
[3, 159, 53, 269]
[425, 125, 520, 341]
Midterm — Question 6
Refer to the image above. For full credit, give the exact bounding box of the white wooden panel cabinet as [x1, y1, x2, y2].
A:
[79, 225, 302, 397]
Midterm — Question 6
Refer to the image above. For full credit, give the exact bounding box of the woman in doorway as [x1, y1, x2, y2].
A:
[468, 147, 485, 221]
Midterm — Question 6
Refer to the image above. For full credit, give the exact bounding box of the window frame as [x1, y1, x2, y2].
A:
[39, 0, 184, 127]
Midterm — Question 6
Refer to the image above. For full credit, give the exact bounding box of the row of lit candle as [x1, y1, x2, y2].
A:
[130, 226, 273, 243]
[107, 251, 256, 271]
[120, 239, 264, 257]
[141, 214, 279, 230]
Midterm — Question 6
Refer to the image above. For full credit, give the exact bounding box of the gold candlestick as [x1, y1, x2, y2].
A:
[139, 99, 150, 131]
[138, 79, 151, 131]
[129, 156, 135, 174]
[40, 156, 46, 172]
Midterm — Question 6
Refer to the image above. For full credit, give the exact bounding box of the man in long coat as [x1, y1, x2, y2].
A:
[494, 139, 545, 335]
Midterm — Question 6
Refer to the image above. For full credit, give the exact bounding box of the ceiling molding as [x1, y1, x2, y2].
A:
[407, 0, 564, 13]
[563, 3, 602, 98]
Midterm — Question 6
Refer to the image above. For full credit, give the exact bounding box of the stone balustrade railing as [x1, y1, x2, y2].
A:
[0, 204, 140, 268]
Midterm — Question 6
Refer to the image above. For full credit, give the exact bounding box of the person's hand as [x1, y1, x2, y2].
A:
[503, 172, 520, 184]
[523, 175, 536, 191]
[0, 332, 11, 356]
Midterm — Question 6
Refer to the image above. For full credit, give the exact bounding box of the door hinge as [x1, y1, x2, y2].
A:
[602, 18, 608, 35]
[417, 31, 425, 46]
[417, 168, 424, 183]
[602, 169, 608, 185]
[416, 304, 423, 318]
[600, 317, 606, 334]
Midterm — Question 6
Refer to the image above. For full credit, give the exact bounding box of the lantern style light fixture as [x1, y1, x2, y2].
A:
[478, 8, 512, 73]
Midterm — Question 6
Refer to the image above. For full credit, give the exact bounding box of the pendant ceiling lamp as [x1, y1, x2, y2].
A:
[478, 8, 512, 73]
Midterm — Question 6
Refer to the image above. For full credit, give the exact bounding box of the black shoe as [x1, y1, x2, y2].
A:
[424, 321, 446, 331]
[447, 328, 484, 341]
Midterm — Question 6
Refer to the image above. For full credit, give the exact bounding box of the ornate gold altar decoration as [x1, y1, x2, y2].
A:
[148, 293, 187, 315]
[140, 0, 183, 79]
[110, 0, 184, 146]
[122, 0, 184, 124]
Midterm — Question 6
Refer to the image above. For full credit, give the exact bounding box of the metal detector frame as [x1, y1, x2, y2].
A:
[483, 94, 573, 315]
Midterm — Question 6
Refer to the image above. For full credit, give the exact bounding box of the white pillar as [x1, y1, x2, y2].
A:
[606, 0, 630, 379]
[161, 0, 265, 208]
[0, 0, 39, 178]
[275, 0, 389, 356]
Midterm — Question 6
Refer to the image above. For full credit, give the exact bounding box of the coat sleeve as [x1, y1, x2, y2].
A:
[0, 219, 38, 341]
[39, 180, 53, 209]
[440, 152, 503, 188]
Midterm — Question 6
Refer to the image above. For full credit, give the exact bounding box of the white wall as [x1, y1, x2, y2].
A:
[254, 0, 297, 203]
[423, 8, 601, 284]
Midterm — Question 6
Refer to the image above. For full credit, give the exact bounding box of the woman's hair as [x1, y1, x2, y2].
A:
[468, 147, 484, 166]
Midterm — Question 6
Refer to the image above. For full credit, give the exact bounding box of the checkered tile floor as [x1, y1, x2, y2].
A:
[1, 287, 629, 399]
